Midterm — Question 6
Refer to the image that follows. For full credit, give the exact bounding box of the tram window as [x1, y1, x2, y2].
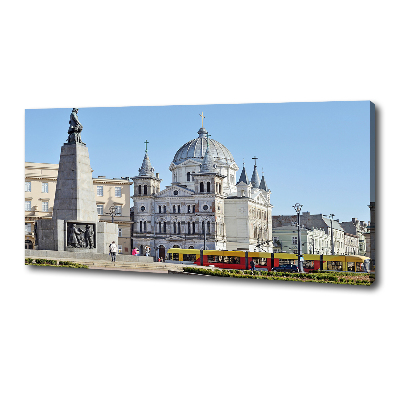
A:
[356, 262, 363, 272]
[347, 262, 355, 272]
[303, 260, 314, 269]
[327, 261, 342, 271]
[207, 255, 223, 263]
[172, 253, 179, 261]
[183, 253, 196, 262]
[279, 259, 295, 266]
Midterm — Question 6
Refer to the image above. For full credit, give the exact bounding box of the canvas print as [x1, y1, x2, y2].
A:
[25, 102, 375, 285]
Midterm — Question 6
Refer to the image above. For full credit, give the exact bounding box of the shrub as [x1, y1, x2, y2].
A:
[25, 258, 33, 265]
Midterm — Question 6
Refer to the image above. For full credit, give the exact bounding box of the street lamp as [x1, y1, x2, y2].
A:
[105, 204, 117, 223]
[293, 203, 304, 273]
[324, 214, 335, 255]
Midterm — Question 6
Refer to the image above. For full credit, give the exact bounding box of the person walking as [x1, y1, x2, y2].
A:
[110, 241, 117, 262]
[132, 247, 137, 256]
[250, 260, 255, 273]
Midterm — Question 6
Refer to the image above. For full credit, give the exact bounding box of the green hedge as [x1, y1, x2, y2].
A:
[26, 258, 88, 269]
[182, 267, 374, 285]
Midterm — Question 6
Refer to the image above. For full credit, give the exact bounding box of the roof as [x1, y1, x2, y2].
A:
[172, 127, 236, 166]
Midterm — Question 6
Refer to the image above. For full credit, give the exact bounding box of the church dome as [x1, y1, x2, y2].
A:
[172, 127, 236, 166]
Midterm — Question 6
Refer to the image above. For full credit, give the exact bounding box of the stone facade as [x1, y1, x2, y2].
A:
[131, 125, 273, 258]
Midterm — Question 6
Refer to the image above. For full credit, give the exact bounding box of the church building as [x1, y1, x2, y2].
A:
[131, 118, 273, 259]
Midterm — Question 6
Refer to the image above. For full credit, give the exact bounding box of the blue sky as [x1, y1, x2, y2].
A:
[25, 102, 372, 223]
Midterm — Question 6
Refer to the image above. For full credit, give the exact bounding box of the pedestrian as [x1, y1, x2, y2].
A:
[110, 241, 117, 262]
[132, 247, 137, 256]
[145, 246, 150, 257]
[250, 260, 255, 272]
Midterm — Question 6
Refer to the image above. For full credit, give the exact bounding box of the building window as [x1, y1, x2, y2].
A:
[192, 205, 195, 213]
[118, 245, 122, 254]
[207, 221, 211, 233]
[25, 201, 31, 211]
[115, 205, 122, 215]
[140, 221, 143, 233]
[292, 236, 298, 245]
[178, 222, 181, 234]
[207, 182, 211, 192]
[174, 222, 177, 234]
[25, 182, 31, 192]
[163, 222, 167, 233]
[42, 182, 48, 193]
[42, 201, 49, 212]
[192, 222, 196, 234]
[200, 182, 204, 192]
[158, 205, 161, 213]
[115, 187, 122, 197]
[188, 205, 191, 214]
[118, 228, 122, 237]
[97, 204, 103, 215]
[97, 186, 103, 196]
[25, 223, 32, 233]
[138, 185, 142, 195]
[187, 172, 191, 181]
[188, 222, 191, 234]
[163, 205, 166, 213]
[178, 205, 180, 213]
[159, 222, 162, 233]
[173, 205, 176, 213]
[143, 185, 147, 195]
[144, 221, 147, 232]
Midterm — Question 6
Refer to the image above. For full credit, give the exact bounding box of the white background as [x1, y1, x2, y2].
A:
[1, 1, 398, 399]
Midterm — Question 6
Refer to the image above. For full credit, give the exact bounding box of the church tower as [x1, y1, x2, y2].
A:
[250, 156, 261, 189]
[236, 162, 252, 198]
[131, 144, 161, 244]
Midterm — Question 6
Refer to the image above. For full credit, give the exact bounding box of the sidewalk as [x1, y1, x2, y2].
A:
[26, 254, 185, 274]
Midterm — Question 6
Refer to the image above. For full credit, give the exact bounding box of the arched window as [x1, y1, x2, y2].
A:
[202, 221, 205, 233]
[139, 221, 143, 233]
[138, 185, 141, 195]
[178, 205, 180, 213]
[143, 185, 147, 195]
[187, 172, 191, 181]
[158, 205, 161, 213]
[200, 182, 204, 192]
[207, 221, 211, 233]
[159, 222, 162, 233]
[173, 222, 176, 234]
[207, 182, 211, 192]
[188, 205, 191, 214]
[173, 205, 176, 213]
[163, 205, 166, 213]
[192, 205, 195, 213]
[163, 222, 166, 233]
[144, 221, 147, 232]
[178, 222, 181, 234]
[192, 222, 196, 233]
[187, 222, 191, 234]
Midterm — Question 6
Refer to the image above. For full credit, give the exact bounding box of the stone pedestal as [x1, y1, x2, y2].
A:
[35, 137, 118, 255]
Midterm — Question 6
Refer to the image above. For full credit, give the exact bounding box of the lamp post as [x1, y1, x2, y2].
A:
[324, 214, 335, 255]
[293, 203, 304, 273]
[105, 204, 117, 223]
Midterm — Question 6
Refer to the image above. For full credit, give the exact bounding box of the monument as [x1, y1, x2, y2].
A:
[35, 108, 118, 254]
